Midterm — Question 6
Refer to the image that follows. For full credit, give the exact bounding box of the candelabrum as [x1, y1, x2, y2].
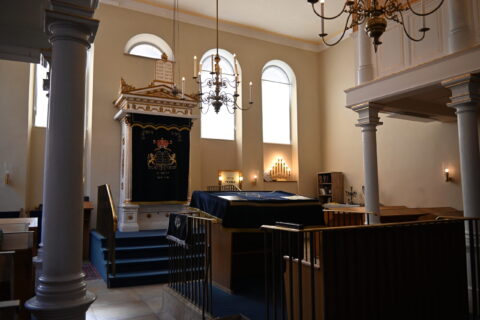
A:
[193, 53, 253, 114]
[309, 0, 444, 52]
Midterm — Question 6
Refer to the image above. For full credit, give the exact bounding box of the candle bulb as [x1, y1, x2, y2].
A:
[249, 81, 253, 103]
[193, 56, 197, 77]
[181, 77, 185, 99]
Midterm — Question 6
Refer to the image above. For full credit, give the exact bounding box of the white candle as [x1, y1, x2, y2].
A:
[233, 53, 238, 74]
[249, 81, 253, 103]
[181, 77, 185, 99]
[199, 63, 202, 74]
[211, 55, 214, 73]
[422, 0, 426, 28]
[321, 0, 325, 36]
[193, 56, 197, 76]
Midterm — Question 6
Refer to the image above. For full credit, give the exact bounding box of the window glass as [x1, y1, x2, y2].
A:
[34, 63, 49, 127]
[200, 52, 236, 140]
[129, 43, 163, 59]
[262, 65, 291, 144]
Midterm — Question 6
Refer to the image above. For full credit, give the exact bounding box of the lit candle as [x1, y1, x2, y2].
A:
[249, 81, 253, 103]
[193, 56, 197, 76]
[181, 77, 185, 99]
[321, 0, 325, 36]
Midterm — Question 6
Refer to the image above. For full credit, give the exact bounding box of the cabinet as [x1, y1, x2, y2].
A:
[317, 172, 344, 204]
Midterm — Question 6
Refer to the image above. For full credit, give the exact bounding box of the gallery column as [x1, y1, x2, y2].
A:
[352, 103, 383, 224]
[447, 0, 475, 53]
[355, 22, 374, 85]
[442, 74, 480, 218]
[25, 1, 99, 319]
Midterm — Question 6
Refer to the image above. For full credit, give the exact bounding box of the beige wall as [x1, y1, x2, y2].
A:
[0, 60, 30, 212]
[88, 4, 322, 214]
[318, 38, 465, 209]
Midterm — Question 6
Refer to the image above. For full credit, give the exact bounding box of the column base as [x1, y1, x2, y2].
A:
[26, 291, 95, 320]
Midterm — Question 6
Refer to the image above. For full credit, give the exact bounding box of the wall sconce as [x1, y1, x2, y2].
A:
[3, 163, 11, 185]
[252, 175, 258, 186]
[218, 175, 223, 185]
[444, 168, 452, 182]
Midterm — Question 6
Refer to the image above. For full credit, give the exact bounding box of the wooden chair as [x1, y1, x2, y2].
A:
[206, 185, 241, 192]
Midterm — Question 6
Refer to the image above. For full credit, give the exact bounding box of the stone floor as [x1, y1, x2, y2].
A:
[85, 279, 205, 320]
[85, 279, 166, 320]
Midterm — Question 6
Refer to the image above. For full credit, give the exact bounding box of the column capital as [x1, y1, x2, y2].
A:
[46, 5, 99, 45]
[351, 102, 383, 128]
[442, 73, 480, 110]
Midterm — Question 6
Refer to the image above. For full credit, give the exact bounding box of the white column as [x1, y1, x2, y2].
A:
[442, 74, 480, 218]
[26, 3, 99, 320]
[352, 103, 383, 224]
[118, 115, 140, 232]
[447, 0, 475, 53]
[355, 23, 374, 85]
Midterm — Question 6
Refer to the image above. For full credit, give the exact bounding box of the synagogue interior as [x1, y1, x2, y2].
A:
[0, 0, 480, 319]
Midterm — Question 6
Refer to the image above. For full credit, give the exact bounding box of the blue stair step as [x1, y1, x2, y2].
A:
[102, 244, 169, 259]
[102, 233, 168, 247]
[90, 230, 173, 288]
[108, 270, 169, 288]
[111, 256, 169, 273]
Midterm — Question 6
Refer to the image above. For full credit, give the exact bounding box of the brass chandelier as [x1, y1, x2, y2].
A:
[192, 0, 253, 114]
[308, 0, 445, 51]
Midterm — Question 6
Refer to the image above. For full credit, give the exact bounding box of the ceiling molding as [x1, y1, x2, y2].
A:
[100, 0, 329, 52]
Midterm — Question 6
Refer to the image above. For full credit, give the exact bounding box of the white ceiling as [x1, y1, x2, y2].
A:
[103, 0, 348, 51]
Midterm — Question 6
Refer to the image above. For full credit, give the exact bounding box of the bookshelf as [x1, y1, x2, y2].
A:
[317, 172, 344, 204]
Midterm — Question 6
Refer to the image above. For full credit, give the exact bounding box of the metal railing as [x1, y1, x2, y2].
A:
[262, 218, 480, 320]
[167, 213, 216, 319]
[96, 184, 118, 282]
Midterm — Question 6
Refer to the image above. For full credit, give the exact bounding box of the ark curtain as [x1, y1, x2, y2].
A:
[131, 114, 192, 202]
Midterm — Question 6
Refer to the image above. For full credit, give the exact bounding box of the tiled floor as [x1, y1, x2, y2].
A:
[85, 280, 175, 320]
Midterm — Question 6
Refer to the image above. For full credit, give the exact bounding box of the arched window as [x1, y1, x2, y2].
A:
[262, 62, 293, 144]
[199, 49, 237, 141]
[124, 33, 174, 60]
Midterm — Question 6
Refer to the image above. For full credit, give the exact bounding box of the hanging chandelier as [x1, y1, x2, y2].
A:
[192, 0, 253, 114]
[308, 0, 445, 52]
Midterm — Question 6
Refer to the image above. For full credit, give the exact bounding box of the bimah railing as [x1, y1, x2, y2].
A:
[262, 217, 480, 320]
[167, 212, 216, 319]
[96, 184, 118, 286]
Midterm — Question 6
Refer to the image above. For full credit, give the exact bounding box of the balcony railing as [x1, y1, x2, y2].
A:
[167, 213, 217, 319]
[262, 217, 480, 320]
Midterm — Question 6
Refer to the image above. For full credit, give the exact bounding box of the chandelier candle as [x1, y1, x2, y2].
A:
[193, 56, 197, 76]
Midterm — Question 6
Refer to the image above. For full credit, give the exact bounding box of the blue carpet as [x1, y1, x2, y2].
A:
[212, 278, 265, 320]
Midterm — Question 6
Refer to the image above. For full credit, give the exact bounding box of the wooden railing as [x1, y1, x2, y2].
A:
[167, 213, 216, 319]
[96, 185, 118, 282]
[262, 218, 480, 320]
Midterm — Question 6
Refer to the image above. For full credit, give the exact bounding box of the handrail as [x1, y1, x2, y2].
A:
[96, 184, 118, 282]
[261, 216, 479, 233]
